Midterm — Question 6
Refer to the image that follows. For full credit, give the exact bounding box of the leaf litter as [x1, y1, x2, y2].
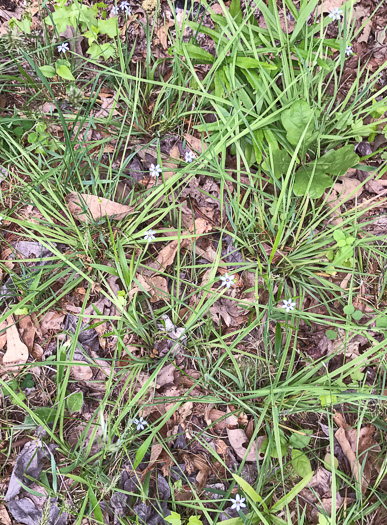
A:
[1, 0, 387, 524]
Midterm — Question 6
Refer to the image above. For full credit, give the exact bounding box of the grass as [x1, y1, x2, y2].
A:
[0, 0, 387, 524]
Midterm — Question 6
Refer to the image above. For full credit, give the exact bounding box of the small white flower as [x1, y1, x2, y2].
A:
[0, 215, 3, 225]
[57, 42, 69, 53]
[120, 1, 130, 10]
[220, 273, 235, 289]
[185, 150, 195, 163]
[345, 45, 353, 56]
[149, 163, 162, 177]
[328, 7, 342, 21]
[230, 494, 246, 512]
[144, 229, 156, 242]
[133, 417, 147, 431]
[111, 5, 119, 15]
[123, 5, 132, 15]
[280, 299, 296, 313]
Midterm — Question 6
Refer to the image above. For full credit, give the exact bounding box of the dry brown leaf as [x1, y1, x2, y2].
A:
[332, 176, 363, 203]
[226, 429, 265, 462]
[157, 363, 176, 388]
[169, 145, 180, 159]
[299, 467, 343, 521]
[67, 421, 104, 455]
[31, 343, 43, 360]
[2, 316, 29, 373]
[145, 218, 212, 276]
[17, 315, 37, 352]
[70, 361, 93, 381]
[95, 95, 119, 119]
[0, 504, 11, 525]
[334, 416, 376, 493]
[178, 401, 193, 424]
[40, 311, 65, 336]
[317, 0, 345, 14]
[259, 11, 295, 33]
[66, 193, 134, 222]
[0, 320, 7, 350]
[162, 145, 180, 180]
[211, 3, 226, 15]
[155, 24, 168, 49]
[184, 133, 207, 154]
[193, 456, 211, 490]
[215, 439, 228, 455]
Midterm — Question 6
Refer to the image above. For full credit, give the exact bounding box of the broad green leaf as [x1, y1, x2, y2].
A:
[343, 305, 355, 315]
[281, 100, 314, 146]
[320, 393, 337, 407]
[261, 435, 287, 458]
[333, 230, 345, 242]
[289, 429, 313, 449]
[229, 0, 242, 24]
[66, 391, 83, 413]
[173, 43, 214, 63]
[376, 316, 387, 329]
[232, 474, 262, 504]
[352, 310, 363, 321]
[252, 129, 264, 164]
[98, 17, 118, 38]
[325, 330, 337, 341]
[234, 57, 276, 69]
[263, 149, 291, 178]
[13, 126, 24, 137]
[27, 132, 38, 144]
[24, 407, 56, 427]
[56, 58, 71, 68]
[271, 471, 313, 512]
[56, 65, 75, 81]
[188, 517, 204, 525]
[291, 448, 313, 477]
[14, 307, 29, 315]
[323, 453, 339, 472]
[318, 513, 331, 525]
[87, 42, 115, 60]
[293, 170, 332, 199]
[134, 434, 153, 468]
[165, 511, 182, 525]
[39, 65, 56, 78]
[214, 67, 227, 99]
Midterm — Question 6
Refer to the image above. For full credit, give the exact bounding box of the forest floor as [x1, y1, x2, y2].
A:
[0, 1, 387, 524]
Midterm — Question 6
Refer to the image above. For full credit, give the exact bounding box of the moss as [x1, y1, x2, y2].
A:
[142, 0, 157, 13]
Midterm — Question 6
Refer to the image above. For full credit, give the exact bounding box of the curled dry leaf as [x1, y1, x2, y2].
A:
[70, 361, 93, 381]
[2, 316, 29, 373]
[227, 428, 266, 462]
[66, 193, 134, 222]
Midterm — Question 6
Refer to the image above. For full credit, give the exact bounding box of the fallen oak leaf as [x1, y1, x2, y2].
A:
[66, 193, 134, 222]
